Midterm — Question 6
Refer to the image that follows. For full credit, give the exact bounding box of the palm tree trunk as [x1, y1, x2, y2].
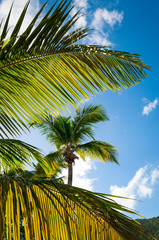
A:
[68, 161, 73, 186]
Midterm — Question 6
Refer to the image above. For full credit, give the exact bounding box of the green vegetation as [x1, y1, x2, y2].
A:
[0, 0, 153, 239]
[0, 0, 150, 139]
[137, 216, 159, 239]
[31, 104, 118, 185]
[0, 139, 43, 172]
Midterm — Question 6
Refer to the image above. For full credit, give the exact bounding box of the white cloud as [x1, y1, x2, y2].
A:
[87, 31, 112, 46]
[71, 0, 88, 28]
[0, 0, 124, 47]
[0, 0, 40, 34]
[91, 8, 123, 30]
[110, 165, 159, 210]
[142, 98, 158, 116]
[61, 157, 96, 191]
[70, 1, 124, 46]
[88, 8, 123, 46]
[142, 97, 149, 103]
[151, 167, 159, 185]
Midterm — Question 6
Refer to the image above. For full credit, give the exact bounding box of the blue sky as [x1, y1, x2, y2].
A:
[1, 0, 159, 218]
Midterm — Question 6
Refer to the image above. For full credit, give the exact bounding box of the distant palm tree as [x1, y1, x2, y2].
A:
[32, 104, 118, 185]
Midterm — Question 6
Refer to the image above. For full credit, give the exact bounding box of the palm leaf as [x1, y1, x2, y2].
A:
[77, 141, 118, 164]
[72, 104, 109, 142]
[0, 175, 155, 240]
[31, 114, 72, 149]
[36, 150, 67, 177]
[0, 139, 43, 171]
[0, 0, 150, 138]
[0, 111, 28, 139]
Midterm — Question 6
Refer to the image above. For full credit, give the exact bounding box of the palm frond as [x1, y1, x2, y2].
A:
[0, 0, 150, 138]
[31, 114, 72, 148]
[72, 104, 109, 142]
[77, 140, 118, 164]
[0, 175, 155, 240]
[0, 139, 43, 171]
[0, 111, 28, 139]
[42, 150, 67, 176]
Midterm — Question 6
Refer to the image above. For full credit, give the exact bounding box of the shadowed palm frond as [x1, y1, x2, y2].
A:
[42, 150, 67, 176]
[0, 175, 155, 240]
[31, 115, 72, 149]
[0, 0, 150, 138]
[0, 111, 28, 139]
[77, 141, 118, 164]
[72, 104, 109, 142]
[0, 139, 43, 172]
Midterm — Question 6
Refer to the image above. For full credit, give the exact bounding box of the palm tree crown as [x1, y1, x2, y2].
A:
[32, 104, 118, 185]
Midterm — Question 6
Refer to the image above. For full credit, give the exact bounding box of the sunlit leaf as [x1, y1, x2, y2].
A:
[0, 175, 155, 240]
[0, 0, 150, 138]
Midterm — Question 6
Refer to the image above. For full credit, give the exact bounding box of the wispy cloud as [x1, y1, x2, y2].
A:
[91, 8, 123, 29]
[0, 0, 40, 34]
[110, 165, 159, 209]
[0, 0, 124, 46]
[88, 8, 123, 46]
[151, 167, 159, 185]
[71, 0, 88, 28]
[142, 98, 158, 116]
[61, 157, 96, 191]
[87, 31, 112, 46]
[71, 0, 124, 46]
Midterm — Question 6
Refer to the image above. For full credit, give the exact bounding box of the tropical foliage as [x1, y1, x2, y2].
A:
[0, 138, 43, 172]
[31, 104, 118, 185]
[0, 173, 155, 240]
[0, 0, 150, 139]
[0, 0, 154, 239]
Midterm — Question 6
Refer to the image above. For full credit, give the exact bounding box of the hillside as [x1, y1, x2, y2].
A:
[137, 216, 159, 239]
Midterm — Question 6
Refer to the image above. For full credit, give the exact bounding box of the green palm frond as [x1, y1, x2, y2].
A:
[0, 139, 43, 171]
[72, 104, 109, 142]
[43, 150, 67, 175]
[0, 111, 28, 139]
[0, 175, 154, 240]
[45, 150, 66, 167]
[32, 115, 72, 149]
[0, 0, 150, 138]
[77, 141, 118, 164]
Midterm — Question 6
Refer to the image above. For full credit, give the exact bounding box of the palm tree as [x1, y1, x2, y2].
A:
[32, 104, 118, 186]
[0, 1, 154, 239]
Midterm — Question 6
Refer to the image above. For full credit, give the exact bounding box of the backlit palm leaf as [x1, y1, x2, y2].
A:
[77, 141, 118, 164]
[0, 175, 155, 240]
[0, 112, 28, 139]
[0, 0, 150, 138]
[40, 150, 67, 177]
[0, 139, 43, 171]
[72, 104, 109, 142]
